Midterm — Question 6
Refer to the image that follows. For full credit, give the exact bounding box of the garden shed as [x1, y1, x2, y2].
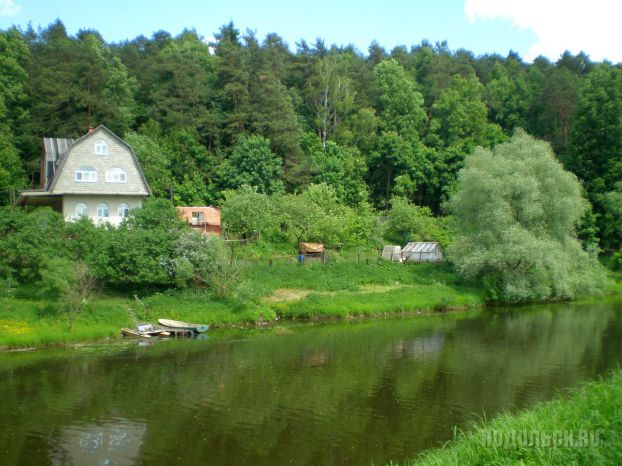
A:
[402, 242, 443, 263]
[177, 206, 221, 235]
[299, 242, 326, 262]
[382, 245, 402, 262]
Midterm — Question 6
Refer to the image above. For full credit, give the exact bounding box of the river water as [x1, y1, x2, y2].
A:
[2, 300, 622, 465]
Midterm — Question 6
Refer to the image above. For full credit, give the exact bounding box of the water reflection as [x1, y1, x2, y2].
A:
[50, 419, 146, 466]
[1, 300, 621, 466]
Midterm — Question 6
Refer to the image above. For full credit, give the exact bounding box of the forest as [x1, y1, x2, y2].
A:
[0, 20, 621, 261]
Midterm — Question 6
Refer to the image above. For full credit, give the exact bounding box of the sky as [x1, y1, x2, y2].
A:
[1, 0, 621, 63]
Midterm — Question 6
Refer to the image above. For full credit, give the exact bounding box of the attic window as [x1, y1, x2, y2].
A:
[75, 166, 97, 182]
[95, 140, 108, 155]
[105, 167, 127, 183]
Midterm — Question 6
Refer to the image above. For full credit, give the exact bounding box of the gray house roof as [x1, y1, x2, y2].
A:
[42, 137, 74, 189]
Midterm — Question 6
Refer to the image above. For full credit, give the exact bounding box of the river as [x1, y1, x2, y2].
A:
[2, 300, 622, 465]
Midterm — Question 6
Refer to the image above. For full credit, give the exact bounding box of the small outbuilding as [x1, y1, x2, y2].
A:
[177, 206, 221, 235]
[402, 242, 443, 263]
[298, 242, 326, 262]
[382, 245, 402, 262]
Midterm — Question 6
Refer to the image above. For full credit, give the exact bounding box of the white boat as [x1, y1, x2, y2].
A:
[158, 319, 209, 333]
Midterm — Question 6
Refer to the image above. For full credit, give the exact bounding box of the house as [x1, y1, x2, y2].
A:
[402, 242, 443, 262]
[17, 125, 151, 226]
[177, 206, 221, 235]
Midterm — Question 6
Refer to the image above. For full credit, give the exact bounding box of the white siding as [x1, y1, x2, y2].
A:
[63, 195, 143, 227]
[51, 128, 149, 196]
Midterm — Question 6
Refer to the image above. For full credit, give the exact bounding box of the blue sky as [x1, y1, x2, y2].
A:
[1, 0, 620, 62]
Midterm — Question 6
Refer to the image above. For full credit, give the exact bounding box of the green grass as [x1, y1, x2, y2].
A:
[394, 369, 622, 466]
[2, 257, 620, 348]
[273, 284, 482, 319]
[0, 296, 133, 347]
[0, 260, 483, 348]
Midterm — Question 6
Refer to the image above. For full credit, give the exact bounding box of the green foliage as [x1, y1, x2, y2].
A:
[484, 60, 530, 132]
[251, 73, 304, 188]
[569, 65, 622, 197]
[368, 131, 430, 208]
[302, 134, 369, 206]
[124, 131, 172, 198]
[282, 183, 375, 247]
[1, 21, 620, 297]
[221, 184, 377, 248]
[374, 59, 426, 140]
[384, 197, 453, 246]
[601, 182, 622, 252]
[29, 22, 136, 137]
[0, 132, 26, 204]
[147, 31, 219, 138]
[409, 370, 622, 466]
[0, 207, 67, 283]
[193, 236, 241, 299]
[221, 186, 281, 240]
[447, 131, 608, 302]
[39, 257, 95, 330]
[427, 74, 504, 150]
[219, 135, 284, 194]
[307, 53, 355, 147]
[92, 199, 188, 288]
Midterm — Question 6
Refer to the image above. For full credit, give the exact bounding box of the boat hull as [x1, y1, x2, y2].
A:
[121, 328, 151, 339]
[158, 319, 209, 333]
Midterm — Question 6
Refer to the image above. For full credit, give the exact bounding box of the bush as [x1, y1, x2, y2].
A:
[446, 131, 608, 302]
[383, 196, 453, 246]
[0, 207, 67, 283]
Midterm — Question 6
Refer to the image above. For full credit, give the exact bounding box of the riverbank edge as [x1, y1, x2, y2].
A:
[1, 268, 620, 350]
[0, 284, 484, 350]
[392, 369, 622, 466]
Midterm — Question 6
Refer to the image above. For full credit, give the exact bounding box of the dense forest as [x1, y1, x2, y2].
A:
[0, 20, 621, 256]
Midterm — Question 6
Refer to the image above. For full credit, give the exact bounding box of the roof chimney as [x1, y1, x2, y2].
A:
[88, 127, 94, 134]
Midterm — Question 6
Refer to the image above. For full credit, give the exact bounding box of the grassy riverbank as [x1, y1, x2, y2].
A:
[0, 261, 483, 348]
[395, 369, 622, 466]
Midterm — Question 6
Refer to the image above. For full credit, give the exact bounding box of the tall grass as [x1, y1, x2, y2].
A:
[0, 296, 132, 347]
[1, 260, 482, 347]
[396, 369, 622, 465]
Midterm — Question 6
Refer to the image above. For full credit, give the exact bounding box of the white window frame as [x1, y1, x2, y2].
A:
[105, 167, 127, 183]
[118, 203, 129, 219]
[96, 203, 109, 219]
[75, 203, 88, 218]
[75, 166, 97, 182]
[95, 140, 108, 155]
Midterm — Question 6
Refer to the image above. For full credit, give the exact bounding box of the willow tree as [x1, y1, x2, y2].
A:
[447, 131, 607, 302]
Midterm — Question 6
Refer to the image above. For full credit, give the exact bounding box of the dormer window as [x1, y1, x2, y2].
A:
[75, 166, 97, 182]
[105, 167, 127, 183]
[95, 140, 108, 155]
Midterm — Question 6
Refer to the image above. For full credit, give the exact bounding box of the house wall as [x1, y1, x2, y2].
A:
[51, 128, 149, 196]
[63, 194, 144, 227]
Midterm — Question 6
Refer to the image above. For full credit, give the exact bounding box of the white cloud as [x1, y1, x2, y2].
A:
[0, 0, 21, 16]
[465, 0, 622, 62]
